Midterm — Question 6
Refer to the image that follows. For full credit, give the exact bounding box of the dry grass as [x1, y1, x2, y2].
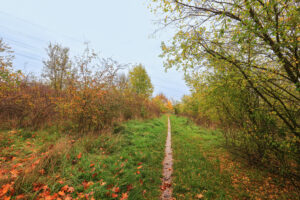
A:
[14, 137, 72, 194]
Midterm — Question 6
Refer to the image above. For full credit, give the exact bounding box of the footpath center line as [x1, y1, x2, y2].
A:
[161, 116, 173, 200]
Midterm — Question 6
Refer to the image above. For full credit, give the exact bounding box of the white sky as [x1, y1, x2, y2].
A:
[0, 0, 189, 100]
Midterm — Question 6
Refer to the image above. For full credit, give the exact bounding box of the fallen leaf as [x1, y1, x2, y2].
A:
[58, 191, 65, 196]
[67, 187, 74, 193]
[127, 184, 133, 191]
[16, 194, 25, 199]
[39, 169, 45, 175]
[10, 169, 19, 178]
[61, 185, 69, 191]
[111, 193, 118, 198]
[120, 192, 129, 200]
[196, 194, 204, 199]
[112, 187, 120, 193]
[77, 153, 82, 159]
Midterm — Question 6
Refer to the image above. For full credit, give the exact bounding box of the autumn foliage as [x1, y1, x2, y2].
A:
[0, 39, 168, 199]
[0, 41, 161, 133]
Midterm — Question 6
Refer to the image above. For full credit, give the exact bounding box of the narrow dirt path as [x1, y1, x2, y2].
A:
[161, 116, 173, 200]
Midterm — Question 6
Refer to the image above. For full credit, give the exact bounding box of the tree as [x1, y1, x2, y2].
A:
[150, 0, 299, 177]
[42, 43, 72, 92]
[150, 0, 299, 137]
[0, 39, 14, 83]
[128, 64, 154, 98]
[0, 39, 22, 92]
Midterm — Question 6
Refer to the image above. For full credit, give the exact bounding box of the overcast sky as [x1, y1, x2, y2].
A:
[0, 0, 190, 100]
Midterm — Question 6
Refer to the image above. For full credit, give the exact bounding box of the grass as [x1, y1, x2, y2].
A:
[170, 115, 299, 200]
[0, 116, 168, 199]
[1, 115, 298, 199]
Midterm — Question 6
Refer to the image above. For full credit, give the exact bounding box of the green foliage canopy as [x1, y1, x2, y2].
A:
[129, 64, 154, 98]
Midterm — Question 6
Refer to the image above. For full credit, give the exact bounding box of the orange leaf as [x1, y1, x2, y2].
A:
[137, 166, 142, 169]
[90, 163, 95, 168]
[61, 185, 69, 191]
[120, 193, 129, 200]
[77, 153, 82, 159]
[1, 184, 12, 195]
[111, 193, 118, 198]
[67, 187, 74, 193]
[58, 191, 65, 196]
[10, 169, 18, 178]
[39, 169, 45, 175]
[136, 171, 140, 174]
[65, 195, 72, 200]
[112, 187, 120, 193]
[16, 194, 25, 199]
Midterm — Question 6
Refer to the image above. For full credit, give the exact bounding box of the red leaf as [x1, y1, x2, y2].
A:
[127, 184, 133, 191]
[111, 193, 118, 198]
[16, 194, 25, 199]
[67, 187, 74, 193]
[120, 193, 129, 200]
[61, 185, 69, 192]
[112, 187, 120, 193]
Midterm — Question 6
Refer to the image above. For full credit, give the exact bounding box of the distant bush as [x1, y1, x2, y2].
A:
[0, 40, 161, 133]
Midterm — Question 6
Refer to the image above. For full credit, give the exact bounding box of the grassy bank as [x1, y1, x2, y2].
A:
[0, 116, 167, 199]
[170, 115, 299, 200]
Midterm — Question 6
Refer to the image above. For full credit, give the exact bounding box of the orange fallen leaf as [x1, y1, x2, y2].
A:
[65, 195, 72, 200]
[111, 193, 118, 198]
[67, 187, 75, 193]
[196, 194, 204, 199]
[61, 185, 69, 191]
[39, 169, 45, 175]
[16, 194, 25, 199]
[137, 166, 143, 169]
[58, 191, 65, 196]
[10, 169, 19, 178]
[112, 187, 120, 193]
[77, 153, 82, 159]
[120, 192, 129, 200]
[1, 183, 12, 195]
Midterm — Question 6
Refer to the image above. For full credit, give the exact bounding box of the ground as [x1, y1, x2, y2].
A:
[0, 115, 299, 199]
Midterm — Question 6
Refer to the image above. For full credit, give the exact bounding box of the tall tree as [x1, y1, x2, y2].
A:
[42, 43, 72, 92]
[129, 64, 154, 98]
[150, 0, 300, 136]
